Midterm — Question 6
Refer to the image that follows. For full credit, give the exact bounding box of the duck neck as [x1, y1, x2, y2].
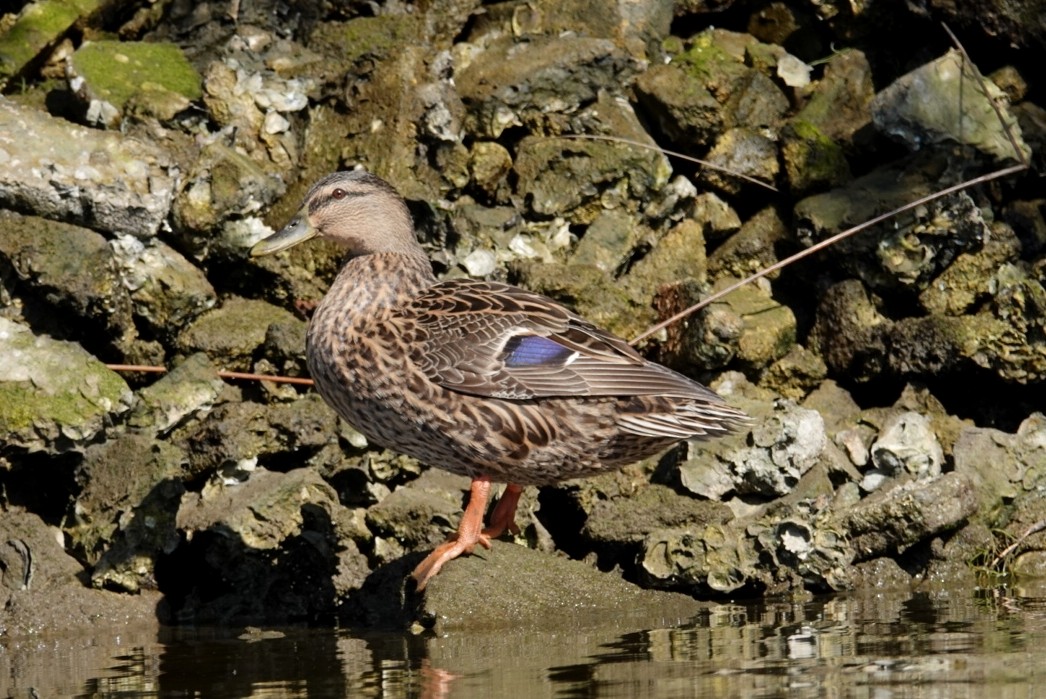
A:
[322, 251, 436, 316]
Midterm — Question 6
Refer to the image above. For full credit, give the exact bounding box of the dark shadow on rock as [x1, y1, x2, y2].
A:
[155, 503, 341, 626]
[338, 552, 427, 630]
[1, 450, 80, 525]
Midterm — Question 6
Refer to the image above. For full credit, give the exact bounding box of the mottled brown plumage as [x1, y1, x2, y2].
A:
[251, 170, 747, 589]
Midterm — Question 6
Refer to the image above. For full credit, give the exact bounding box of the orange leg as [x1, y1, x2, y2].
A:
[411, 479, 525, 590]
[485, 483, 524, 538]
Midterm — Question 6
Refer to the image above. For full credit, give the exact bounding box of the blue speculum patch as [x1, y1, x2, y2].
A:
[503, 335, 575, 367]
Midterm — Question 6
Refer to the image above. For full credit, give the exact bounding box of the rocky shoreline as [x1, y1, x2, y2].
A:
[1, 0, 1044, 633]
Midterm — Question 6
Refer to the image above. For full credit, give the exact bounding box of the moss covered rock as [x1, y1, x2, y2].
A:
[0, 317, 132, 454]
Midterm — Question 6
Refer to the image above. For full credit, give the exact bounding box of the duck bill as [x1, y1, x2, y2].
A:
[250, 210, 317, 256]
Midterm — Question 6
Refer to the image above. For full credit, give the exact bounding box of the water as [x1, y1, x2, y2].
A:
[3, 587, 1045, 698]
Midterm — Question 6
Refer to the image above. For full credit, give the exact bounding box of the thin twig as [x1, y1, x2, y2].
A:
[991, 519, 1046, 570]
[630, 25, 1029, 346]
[630, 162, 1029, 345]
[218, 371, 315, 386]
[106, 364, 167, 374]
[942, 22, 1029, 168]
[561, 134, 779, 192]
[106, 364, 316, 386]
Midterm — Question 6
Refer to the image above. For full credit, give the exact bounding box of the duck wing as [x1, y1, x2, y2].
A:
[397, 279, 725, 404]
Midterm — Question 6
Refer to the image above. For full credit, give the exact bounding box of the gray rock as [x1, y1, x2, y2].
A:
[445, 201, 523, 271]
[708, 206, 786, 280]
[0, 509, 162, 637]
[640, 521, 753, 593]
[809, 279, 889, 381]
[69, 433, 187, 592]
[693, 191, 742, 241]
[918, 223, 1022, 316]
[754, 515, 853, 590]
[171, 142, 287, 259]
[0, 98, 176, 238]
[178, 466, 337, 550]
[633, 63, 723, 149]
[759, 344, 828, 401]
[581, 482, 734, 550]
[176, 296, 302, 365]
[734, 401, 827, 496]
[513, 128, 669, 221]
[869, 411, 944, 480]
[366, 469, 474, 562]
[811, 269, 1046, 385]
[964, 265, 1046, 383]
[456, 35, 637, 138]
[198, 32, 314, 171]
[313, 35, 435, 198]
[796, 154, 991, 295]
[680, 401, 824, 499]
[664, 278, 796, 373]
[0, 317, 132, 454]
[840, 472, 977, 560]
[641, 458, 856, 595]
[621, 218, 708, 300]
[109, 234, 217, 341]
[127, 353, 226, 435]
[701, 127, 780, 194]
[953, 413, 1046, 521]
[178, 393, 339, 480]
[815, 266, 1046, 384]
[0, 210, 137, 352]
[572, 209, 645, 274]
[836, 428, 871, 467]
[468, 141, 513, 199]
[792, 48, 874, 144]
[801, 379, 864, 436]
[872, 49, 1031, 163]
[418, 541, 701, 633]
[661, 28, 789, 137]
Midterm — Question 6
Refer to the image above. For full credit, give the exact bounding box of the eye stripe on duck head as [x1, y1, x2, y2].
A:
[306, 172, 391, 215]
[299, 171, 421, 257]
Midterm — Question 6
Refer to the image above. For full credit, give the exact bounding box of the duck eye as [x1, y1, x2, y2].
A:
[331, 188, 347, 200]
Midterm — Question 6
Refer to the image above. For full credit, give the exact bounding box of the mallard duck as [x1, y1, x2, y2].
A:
[251, 170, 746, 589]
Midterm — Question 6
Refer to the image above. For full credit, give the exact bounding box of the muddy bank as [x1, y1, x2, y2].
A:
[0, 0, 1044, 633]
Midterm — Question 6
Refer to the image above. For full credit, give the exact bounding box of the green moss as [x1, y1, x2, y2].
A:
[0, 0, 97, 84]
[0, 321, 129, 439]
[782, 119, 850, 191]
[0, 383, 40, 431]
[660, 35, 683, 55]
[70, 40, 202, 109]
[177, 297, 300, 362]
[674, 31, 746, 85]
[787, 118, 827, 143]
[310, 14, 418, 66]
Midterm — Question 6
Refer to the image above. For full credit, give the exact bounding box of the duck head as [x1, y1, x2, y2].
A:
[250, 170, 418, 258]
